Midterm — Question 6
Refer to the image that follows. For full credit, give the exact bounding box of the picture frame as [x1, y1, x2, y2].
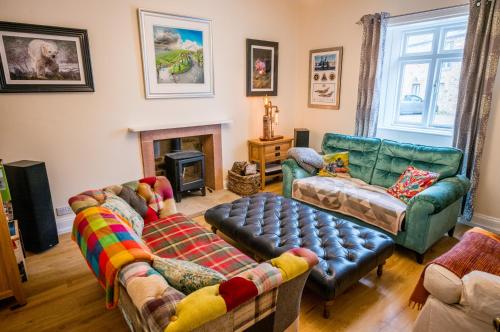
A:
[0, 21, 94, 93]
[138, 9, 214, 99]
[308, 47, 343, 109]
[246, 39, 278, 97]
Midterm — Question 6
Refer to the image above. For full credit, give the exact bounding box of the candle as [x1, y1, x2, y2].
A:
[263, 95, 269, 106]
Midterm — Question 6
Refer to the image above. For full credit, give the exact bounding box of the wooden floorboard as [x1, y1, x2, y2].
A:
[0, 181, 467, 331]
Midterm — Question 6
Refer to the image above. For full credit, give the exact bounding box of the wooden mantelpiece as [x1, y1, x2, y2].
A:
[137, 123, 225, 190]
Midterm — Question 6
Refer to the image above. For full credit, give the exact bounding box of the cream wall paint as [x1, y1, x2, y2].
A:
[0, 0, 300, 223]
[1, 0, 499, 226]
[294, 0, 500, 220]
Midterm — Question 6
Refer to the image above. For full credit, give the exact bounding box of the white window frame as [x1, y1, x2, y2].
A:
[378, 7, 468, 136]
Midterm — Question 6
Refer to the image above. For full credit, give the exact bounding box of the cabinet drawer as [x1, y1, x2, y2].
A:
[264, 142, 291, 154]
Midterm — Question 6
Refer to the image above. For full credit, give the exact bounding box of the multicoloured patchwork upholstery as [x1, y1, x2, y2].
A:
[71, 206, 153, 309]
[68, 176, 177, 226]
[141, 213, 257, 278]
[164, 249, 318, 332]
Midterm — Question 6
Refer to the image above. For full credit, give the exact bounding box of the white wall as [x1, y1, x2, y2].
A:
[1, 0, 499, 229]
[293, 0, 500, 223]
[0, 0, 300, 229]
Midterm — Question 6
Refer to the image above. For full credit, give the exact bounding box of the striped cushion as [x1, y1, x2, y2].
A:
[141, 213, 257, 278]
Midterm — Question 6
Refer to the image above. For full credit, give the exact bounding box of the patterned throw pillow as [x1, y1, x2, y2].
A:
[387, 166, 440, 203]
[152, 257, 226, 295]
[102, 192, 145, 236]
[318, 152, 349, 177]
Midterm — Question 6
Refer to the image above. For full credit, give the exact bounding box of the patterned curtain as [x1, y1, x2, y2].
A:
[453, 0, 500, 221]
[354, 13, 388, 137]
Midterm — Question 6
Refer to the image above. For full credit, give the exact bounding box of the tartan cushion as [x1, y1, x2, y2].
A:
[142, 213, 257, 278]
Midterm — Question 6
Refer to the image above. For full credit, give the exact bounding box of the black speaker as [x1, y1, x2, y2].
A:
[5, 160, 58, 252]
[294, 128, 309, 148]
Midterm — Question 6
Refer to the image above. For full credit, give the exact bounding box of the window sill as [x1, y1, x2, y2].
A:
[378, 125, 453, 137]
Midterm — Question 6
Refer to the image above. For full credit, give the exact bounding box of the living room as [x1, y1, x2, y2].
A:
[0, 0, 499, 331]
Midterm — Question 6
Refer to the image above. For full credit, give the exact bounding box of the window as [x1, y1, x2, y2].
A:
[378, 7, 468, 138]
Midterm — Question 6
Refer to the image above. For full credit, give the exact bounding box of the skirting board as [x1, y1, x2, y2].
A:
[56, 214, 75, 235]
[459, 213, 500, 233]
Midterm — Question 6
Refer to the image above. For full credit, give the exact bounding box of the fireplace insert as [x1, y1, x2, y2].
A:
[164, 139, 206, 202]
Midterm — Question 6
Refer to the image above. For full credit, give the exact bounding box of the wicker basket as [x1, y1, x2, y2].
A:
[227, 170, 260, 196]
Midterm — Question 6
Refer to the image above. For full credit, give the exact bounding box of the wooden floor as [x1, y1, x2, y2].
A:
[0, 180, 468, 332]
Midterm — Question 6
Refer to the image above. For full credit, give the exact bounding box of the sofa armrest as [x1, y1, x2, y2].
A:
[407, 175, 470, 215]
[281, 159, 315, 198]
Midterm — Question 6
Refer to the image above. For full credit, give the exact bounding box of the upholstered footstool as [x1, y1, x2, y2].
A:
[205, 192, 395, 318]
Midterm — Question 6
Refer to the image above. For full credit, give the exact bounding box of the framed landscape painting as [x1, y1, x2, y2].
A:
[0, 21, 94, 93]
[246, 39, 278, 96]
[138, 9, 214, 99]
[308, 47, 342, 109]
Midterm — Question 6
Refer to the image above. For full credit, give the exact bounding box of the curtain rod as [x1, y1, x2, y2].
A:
[356, 3, 469, 24]
[388, 3, 469, 20]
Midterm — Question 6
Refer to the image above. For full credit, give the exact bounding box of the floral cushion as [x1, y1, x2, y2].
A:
[387, 166, 440, 203]
[152, 256, 226, 295]
[102, 192, 145, 236]
[318, 152, 349, 177]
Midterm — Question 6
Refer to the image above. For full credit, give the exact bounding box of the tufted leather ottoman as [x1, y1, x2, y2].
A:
[205, 192, 394, 318]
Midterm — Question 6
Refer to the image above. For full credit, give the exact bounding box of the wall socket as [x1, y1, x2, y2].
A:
[55, 206, 74, 217]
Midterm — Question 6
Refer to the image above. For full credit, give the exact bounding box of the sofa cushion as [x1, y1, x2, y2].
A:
[153, 256, 226, 294]
[102, 192, 144, 236]
[371, 140, 463, 188]
[321, 133, 381, 183]
[387, 166, 440, 203]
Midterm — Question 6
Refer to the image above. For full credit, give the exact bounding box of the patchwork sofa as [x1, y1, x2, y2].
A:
[282, 133, 471, 262]
[69, 176, 318, 332]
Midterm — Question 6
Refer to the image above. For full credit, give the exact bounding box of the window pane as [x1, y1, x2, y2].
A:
[405, 33, 434, 54]
[432, 61, 462, 127]
[443, 28, 466, 51]
[398, 63, 429, 124]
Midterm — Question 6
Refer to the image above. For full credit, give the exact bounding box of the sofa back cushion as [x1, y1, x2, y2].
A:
[371, 140, 463, 188]
[321, 133, 381, 183]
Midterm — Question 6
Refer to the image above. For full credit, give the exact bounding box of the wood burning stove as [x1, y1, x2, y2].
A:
[164, 138, 206, 202]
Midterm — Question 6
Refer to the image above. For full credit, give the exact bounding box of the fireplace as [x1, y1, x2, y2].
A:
[131, 121, 228, 192]
[164, 138, 206, 202]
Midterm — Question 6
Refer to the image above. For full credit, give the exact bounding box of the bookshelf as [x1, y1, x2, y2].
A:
[0, 176, 26, 307]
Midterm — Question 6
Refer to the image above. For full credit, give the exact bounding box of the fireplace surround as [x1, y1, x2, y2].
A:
[130, 122, 228, 191]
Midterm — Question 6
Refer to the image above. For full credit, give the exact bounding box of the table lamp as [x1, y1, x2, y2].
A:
[260, 96, 283, 141]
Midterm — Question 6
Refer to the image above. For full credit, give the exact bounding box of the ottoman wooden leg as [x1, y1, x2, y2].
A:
[211, 226, 217, 234]
[377, 263, 385, 277]
[323, 300, 334, 319]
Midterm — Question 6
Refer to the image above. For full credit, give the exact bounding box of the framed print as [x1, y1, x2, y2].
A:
[308, 47, 343, 109]
[0, 21, 94, 93]
[138, 9, 214, 99]
[246, 39, 278, 96]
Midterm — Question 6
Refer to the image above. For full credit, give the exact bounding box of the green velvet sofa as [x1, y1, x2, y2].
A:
[282, 133, 470, 263]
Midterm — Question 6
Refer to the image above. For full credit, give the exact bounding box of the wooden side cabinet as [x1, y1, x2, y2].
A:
[0, 195, 26, 307]
[248, 137, 293, 190]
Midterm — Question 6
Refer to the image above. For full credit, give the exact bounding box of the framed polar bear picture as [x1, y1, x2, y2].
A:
[0, 21, 94, 93]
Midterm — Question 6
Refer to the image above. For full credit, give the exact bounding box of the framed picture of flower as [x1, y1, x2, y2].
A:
[246, 39, 278, 96]
[138, 9, 214, 99]
[308, 47, 343, 109]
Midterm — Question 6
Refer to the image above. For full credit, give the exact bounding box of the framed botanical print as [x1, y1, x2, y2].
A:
[246, 39, 278, 96]
[138, 9, 214, 99]
[0, 21, 94, 93]
[308, 47, 343, 109]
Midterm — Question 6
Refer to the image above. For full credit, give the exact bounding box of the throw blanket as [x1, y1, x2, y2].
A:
[293, 176, 407, 235]
[287, 147, 324, 174]
[409, 227, 500, 309]
[72, 206, 153, 309]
